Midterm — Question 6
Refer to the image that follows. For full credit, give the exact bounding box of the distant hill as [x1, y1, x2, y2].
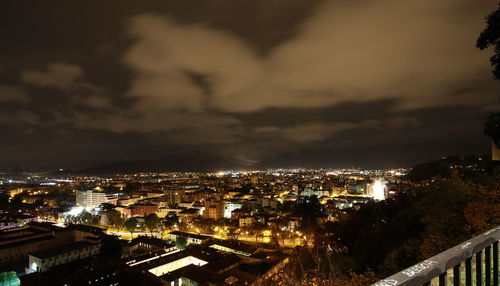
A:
[405, 154, 492, 182]
[51, 155, 246, 175]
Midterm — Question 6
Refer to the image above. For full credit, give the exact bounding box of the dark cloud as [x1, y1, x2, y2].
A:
[0, 0, 498, 171]
[0, 85, 28, 103]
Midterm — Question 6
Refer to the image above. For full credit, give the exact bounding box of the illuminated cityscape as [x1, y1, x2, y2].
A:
[0, 1, 499, 285]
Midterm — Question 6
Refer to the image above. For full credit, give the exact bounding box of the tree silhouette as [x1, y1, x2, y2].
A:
[477, 4, 500, 80]
[144, 213, 159, 236]
[105, 209, 124, 230]
[485, 112, 500, 147]
[124, 217, 138, 237]
[100, 236, 123, 259]
[175, 236, 188, 250]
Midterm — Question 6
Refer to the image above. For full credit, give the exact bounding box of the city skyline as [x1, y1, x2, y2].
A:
[1, 0, 499, 172]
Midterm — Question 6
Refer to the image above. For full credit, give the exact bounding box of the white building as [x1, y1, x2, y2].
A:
[76, 190, 110, 210]
[366, 178, 387, 201]
[224, 201, 242, 219]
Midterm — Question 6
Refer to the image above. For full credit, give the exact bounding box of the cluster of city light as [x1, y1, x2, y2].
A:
[65, 206, 86, 216]
[371, 178, 387, 201]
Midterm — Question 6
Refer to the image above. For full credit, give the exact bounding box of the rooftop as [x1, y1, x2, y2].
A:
[208, 239, 258, 255]
[132, 245, 241, 274]
[30, 241, 97, 259]
[169, 231, 210, 241]
[132, 236, 176, 248]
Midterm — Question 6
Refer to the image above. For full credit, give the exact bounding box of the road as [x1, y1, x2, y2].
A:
[106, 229, 312, 247]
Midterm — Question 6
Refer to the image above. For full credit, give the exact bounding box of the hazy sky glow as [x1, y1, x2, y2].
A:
[0, 0, 499, 171]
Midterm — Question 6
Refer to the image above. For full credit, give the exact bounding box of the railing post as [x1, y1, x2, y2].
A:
[439, 272, 447, 286]
[493, 241, 498, 286]
[475, 251, 482, 286]
[465, 257, 472, 286]
[369, 227, 499, 286]
[485, 245, 491, 285]
[453, 264, 460, 286]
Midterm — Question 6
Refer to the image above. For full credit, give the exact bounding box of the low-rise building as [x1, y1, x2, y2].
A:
[168, 231, 211, 245]
[239, 216, 255, 228]
[121, 204, 158, 218]
[0, 220, 19, 230]
[129, 245, 253, 285]
[208, 239, 257, 257]
[231, 208, 251, 220]
[26, 241, 100, 273]
[132, 236, 177, 252]
[178, 208, 200, 223]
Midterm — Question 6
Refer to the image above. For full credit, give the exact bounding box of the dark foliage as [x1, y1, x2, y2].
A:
[405, 154, 491, 182]
[477, 3, 500, 80]
[320, 170, 498, 278]
[485, 112, 500, 147]
[175, 236, 188, 250]
[100, 236, 123, 259]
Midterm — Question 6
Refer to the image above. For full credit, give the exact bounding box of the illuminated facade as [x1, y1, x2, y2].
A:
[148, 256, 208, 276]
[76, 190, 109, 210]
[223, 201, 242, 219]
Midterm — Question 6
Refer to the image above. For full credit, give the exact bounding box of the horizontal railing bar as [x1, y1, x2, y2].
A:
[371, 226, 500, 286]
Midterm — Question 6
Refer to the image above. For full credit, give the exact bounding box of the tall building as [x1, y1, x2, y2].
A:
[163, 188, 184, 206]
[203, 201, 223, 221]
[76, 190, 109, 210]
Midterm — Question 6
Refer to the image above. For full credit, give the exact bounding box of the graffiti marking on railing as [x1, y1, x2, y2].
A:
[401, 260, 438, 277]
[483, 228, 497, 236]
[373, 279, 398, 286]
[461, 242, 471, 249]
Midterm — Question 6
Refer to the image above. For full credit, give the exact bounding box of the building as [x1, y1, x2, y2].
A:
[231, 208, 251, 220]
[0, 214, 38, 227]
[177, 208, 200, 223]
[117, 196, 141, 206]
[76, 190, 109, 210]
[132, 236, 177, 252]
[203, 202, 223, 221]
[223, 201, 242, 219]
[26, 241, 100, 273]
[121, 204, 158, 218]
[168, 231, 211, 245]
[0, 222, 74, 266]
[0, 220, 19, 230]
[65, 224, 106, 242]
[164, 189, 185, 205]
[239, 216, 254, 228]
[128, 245, 254, 285]
[0, 222, 105, 266]
[208, 239, 257, 257]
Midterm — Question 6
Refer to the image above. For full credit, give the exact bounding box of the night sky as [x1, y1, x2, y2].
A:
[0, 0, 499, 171]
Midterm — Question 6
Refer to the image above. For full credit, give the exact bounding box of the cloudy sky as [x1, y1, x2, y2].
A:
[0, 0, 499, 171]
